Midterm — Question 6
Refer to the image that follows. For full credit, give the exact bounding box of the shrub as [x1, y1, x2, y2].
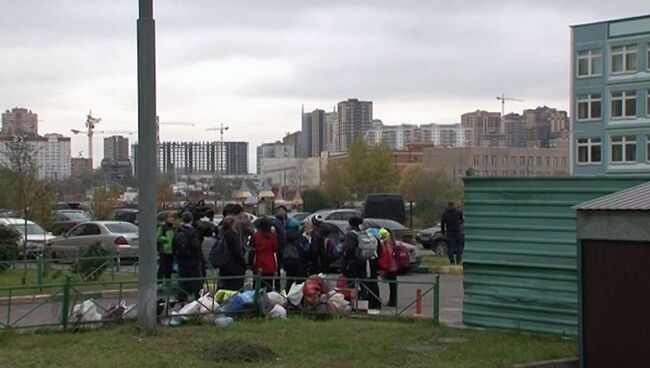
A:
[0, 225, 20, 272]
[70, 242, 112, 281]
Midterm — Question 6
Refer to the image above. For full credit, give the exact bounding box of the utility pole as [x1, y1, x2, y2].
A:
[137, 0, 157, 335]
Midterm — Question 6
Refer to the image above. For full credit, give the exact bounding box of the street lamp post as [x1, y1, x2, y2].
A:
[137, 0, 157, 335]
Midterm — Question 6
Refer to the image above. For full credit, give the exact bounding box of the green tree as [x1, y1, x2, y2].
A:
[366, 143, 399, 194]
[343, 138, 370, 199]
[322, 162, 347, 206]
[211, 177, 237, 200]
[156, 179, 174, 208]
[301, 189, 331, 212]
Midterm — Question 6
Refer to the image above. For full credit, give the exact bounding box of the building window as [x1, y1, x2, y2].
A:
[503, 171, 509, 176]
[501, 156, 507, 165]
[647, 89, 650, 117]
[536, 157, 543, 166]
[473, 155, 479, 165]
[647, 135, 650, 162]
[482, 155, 488, 165]
[545, 157, 551, 166]
[491, 156, 497, 165]
[610, 135, 637, 163]
[611, 45, 637, 74]
[519, 156, 526, 165]
[553, 157, 559, 166]
[577, 93, 602, 120]
[576, 138, 602, 164]
[511, 156, 517, 165]
[491, 171, 497, 176]
[527, 156, 534, 166]
[610, 91, 636, 118]
[511, 170, 517, 176]
[483, 171, 489, 176]
[577, 49, 602, 77]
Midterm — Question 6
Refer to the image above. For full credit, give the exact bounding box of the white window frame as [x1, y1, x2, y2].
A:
[576, 138, 602, 165]
[611, 45, 638, 74]
[610, 90, 637, 119]
[647, 89, 650, 117]
[647, 135, 650, 163]
[577, 49, 603, 78]
[610, 135, 637, 164]
[576, 93, 602, 121]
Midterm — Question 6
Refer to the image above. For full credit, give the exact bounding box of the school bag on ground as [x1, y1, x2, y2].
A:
[355, 231, 378, 261]
[209, 235, 229, 269]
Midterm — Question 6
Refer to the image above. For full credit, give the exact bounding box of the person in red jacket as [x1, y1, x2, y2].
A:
[252, 217, 278, 291]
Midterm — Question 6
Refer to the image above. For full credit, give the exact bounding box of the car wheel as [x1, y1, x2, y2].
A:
[434, 241, 447, 256]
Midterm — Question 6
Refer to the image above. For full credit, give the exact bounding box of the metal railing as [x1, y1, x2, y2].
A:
[0, 272, 440, 331]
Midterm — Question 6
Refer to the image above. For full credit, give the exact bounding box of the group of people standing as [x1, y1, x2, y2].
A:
[156, 203, 404, 309]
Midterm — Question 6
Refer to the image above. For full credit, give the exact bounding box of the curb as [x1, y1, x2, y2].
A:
[431, 266, 463, 275]
[0, 289, 139, 306]
[511, 357, 578, 368]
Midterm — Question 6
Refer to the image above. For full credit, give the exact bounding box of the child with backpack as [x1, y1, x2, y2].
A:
[173, 212, 204, 303]
[282, 219, 308, 292]
[378, 227, 399, 307]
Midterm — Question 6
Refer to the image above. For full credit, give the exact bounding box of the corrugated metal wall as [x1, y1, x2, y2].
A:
[462, 176, 650, 335]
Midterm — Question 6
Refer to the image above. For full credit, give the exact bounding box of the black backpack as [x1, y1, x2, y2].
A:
[282, 241, 301, 270]
[209, 234, 229, 269]
[173, 226, 192, 259]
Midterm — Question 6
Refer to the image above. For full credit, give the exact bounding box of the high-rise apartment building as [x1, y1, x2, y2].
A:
[283, 131, 302, 147]
[365, 123, 419, 150]
[71, 157, 93, 178]
[503, 114, 529, 148]
[571, 15, 650, 175]
[324, 111, 338, 152]
[419, 123, 472, 147]
[301, 107, 312, 157]
[1, 107, 39, 136]
[0, 134, 71, 181]
[337, 98, 373, 152]
[310, 109, 325, 157]
[461, 110, 502, 147]
[104, 136, 130, 161]
[522, 106, 568, 148]
[132, 141, 249, 176]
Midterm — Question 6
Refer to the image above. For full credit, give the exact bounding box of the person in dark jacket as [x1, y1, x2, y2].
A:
[309, 215, 326, 274]
[342, 216, 365, 280]
[441, 201, 464, 264]
[218, 215, 247, 291]
[176, 212, 203, 303]
[282, 218, 308, 292]
[156, 213, 176, 282]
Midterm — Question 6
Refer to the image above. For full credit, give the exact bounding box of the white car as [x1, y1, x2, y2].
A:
[49, 221, 139, 259]
[0, 218, 57, 257]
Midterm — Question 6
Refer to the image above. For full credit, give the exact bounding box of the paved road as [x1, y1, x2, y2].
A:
[0, 273, 463, 329]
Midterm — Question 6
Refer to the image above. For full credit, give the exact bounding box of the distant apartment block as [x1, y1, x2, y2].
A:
[71, 157, 93, 178]
[324, 111, 338, 152]
[0, 133, 71, 181]
[503, 114, 529, 148]
[365, 123, 419, 150]
[256, 142, 296, 174]
[283, 131, 302, 147]
[423, 144, 570, 182]
[571, 15, 650, 175]
[104, 135, 130, 161]
[1, 107, 38, 136]
[522, 106, 569, 148]
[420, 123, 472, 147]
[132, 141, 249, 176]
[337, 98, 373, 152]
[461, 110, 502, 147]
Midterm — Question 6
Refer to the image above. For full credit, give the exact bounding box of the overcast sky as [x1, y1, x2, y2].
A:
[0, 1, 648, 171]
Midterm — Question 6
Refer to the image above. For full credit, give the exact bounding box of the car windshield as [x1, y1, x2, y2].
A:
[12, 224, 47, 236]
[62, 212, 89, 220]
[105, 223, 138, 233]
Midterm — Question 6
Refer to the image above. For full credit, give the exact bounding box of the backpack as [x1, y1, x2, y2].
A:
[282, 241, 301, 269]
[172, 226, 192, 259]
[377, 242, 393, 271]
[355, 231, 378, 261]
[209, 234, 229, 269]
[394, 244, 410, 270]
[326, 238, 344, 260]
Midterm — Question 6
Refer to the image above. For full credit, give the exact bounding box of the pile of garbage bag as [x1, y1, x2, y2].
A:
[69, 299, 136, 330]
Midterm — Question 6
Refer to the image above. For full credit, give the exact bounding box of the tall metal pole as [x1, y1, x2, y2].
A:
[137, 0, 157, 335]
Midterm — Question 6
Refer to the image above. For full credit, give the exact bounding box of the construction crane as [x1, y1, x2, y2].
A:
[496, 94, 523, 117]
[72, 111, 101, 167]
[205, 124, 230, 174]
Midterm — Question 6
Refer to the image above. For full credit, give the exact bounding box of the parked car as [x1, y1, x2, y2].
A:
[109, 208, 138, 225]
[364, 193, 406, 225]
[363, 218, 416, 245]
[288, 212, 310, 222]
[301, 209, 362, 225]
[50, 210, 91, 236]
[0, 218, 57, 257]
[416, 224, 447, 255]
[49, 221, 139, 259]
[319, 220, 421, 273]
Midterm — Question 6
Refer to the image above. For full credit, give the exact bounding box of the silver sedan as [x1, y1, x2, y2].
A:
[48, 221, 139, 259]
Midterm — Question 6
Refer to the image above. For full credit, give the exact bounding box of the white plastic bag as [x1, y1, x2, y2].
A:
[287, 282, 304, 306]
[70, 299, 102, 328]
[269, 305, 287, 320]
[178, 300, 201, 317]
[198, 294, 219, 314]
[266, 291, 287, 307]
[327, 292, 350, 313]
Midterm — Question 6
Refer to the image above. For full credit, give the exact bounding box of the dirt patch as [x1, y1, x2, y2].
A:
[201, 338, 278, 363]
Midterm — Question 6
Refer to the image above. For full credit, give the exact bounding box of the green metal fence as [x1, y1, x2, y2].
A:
[0, 269, 440, 330]
[463, 176, 650, 335]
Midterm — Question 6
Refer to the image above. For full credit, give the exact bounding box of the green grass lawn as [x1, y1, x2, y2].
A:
[420, 255, 462, 270]
[0, 318, 576, 368]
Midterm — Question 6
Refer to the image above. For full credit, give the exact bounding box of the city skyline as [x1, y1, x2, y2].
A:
[1, 1, 648, 172]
